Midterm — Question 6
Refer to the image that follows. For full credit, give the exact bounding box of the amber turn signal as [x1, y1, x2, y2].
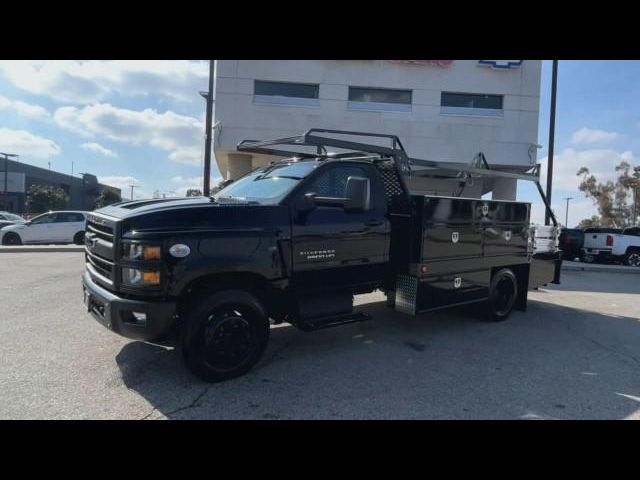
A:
[142, 271, 161, 284]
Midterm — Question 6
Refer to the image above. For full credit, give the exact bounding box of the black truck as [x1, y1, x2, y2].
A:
[82, 129, 562, 382]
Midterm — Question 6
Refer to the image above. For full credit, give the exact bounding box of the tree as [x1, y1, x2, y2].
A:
[211, 179, 233, 194]
[577, 161, 640, 228]
[577, 215, 601, 229]
[25, 184, 69, 214]
[95, 187, 122, 208]
[185, 188, 202, 197]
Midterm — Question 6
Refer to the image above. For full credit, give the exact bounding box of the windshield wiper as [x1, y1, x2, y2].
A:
[254, 175, 302, 181]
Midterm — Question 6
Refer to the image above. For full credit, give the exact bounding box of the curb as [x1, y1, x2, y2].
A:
[562, 263, 640, 275]
[0, 246, 85, 253]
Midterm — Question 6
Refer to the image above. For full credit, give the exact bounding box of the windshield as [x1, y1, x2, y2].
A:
[5, 213, 24, 221]
[214, 161, 319, 204]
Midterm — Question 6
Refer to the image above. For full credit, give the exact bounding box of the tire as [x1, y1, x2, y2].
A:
[582, 253, 595, 263]
[73, 231, 85, 245]
[2, 232, 22, 245]
[486, 268, 518, 322]
[625, 251, 640, 267]
[180, 289, 270, 383]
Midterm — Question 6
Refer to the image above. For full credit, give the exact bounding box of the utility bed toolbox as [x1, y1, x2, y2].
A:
[410, 195, 531, 263]
[397, 195, 533, 315]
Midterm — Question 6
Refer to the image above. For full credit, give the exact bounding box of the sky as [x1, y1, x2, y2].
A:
[0, 60, 638, 226]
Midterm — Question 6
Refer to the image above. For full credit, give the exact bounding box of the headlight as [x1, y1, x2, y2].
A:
[123, 244, 161, 261]
[122, 268, 161, 286]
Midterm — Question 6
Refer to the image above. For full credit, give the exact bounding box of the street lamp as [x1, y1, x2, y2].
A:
[129, 184, 139, 200]
[563, 197, 573, 227]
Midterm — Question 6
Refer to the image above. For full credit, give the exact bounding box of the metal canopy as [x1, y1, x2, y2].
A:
[237, 128, 556, 225]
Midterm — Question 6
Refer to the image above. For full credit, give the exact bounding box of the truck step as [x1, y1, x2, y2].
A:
[296, 312, 371, 332]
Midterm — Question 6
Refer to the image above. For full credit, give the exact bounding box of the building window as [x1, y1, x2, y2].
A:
[440, 92, 503, 116]
[348, 87, 412, 112]
[254, 80, 320, 107]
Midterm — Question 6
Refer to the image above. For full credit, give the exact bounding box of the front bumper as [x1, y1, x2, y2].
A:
[82, 271, 176, 341]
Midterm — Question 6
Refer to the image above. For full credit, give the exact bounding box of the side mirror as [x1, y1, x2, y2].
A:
[344, 176, 370, 212]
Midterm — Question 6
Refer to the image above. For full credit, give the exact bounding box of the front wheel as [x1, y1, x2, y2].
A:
[2, 232, 22, 245]
[73, 231, 85, 245]
[181, 290, 270, 383]
[486, 268, 518, 322]
[625, 251, 640, 267]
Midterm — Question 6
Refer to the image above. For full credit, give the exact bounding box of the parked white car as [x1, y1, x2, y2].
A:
[0, 211, 27, 229]
[0, 211, 87, 245]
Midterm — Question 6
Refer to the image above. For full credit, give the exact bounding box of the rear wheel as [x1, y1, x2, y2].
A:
[582, 253, 595, 263]
[2, 232, 22, 245]
[73, 231, 85, 245]
[181, 289, 270, 383]
[625, 251, 640, 267]
[486, 268, 518, 322]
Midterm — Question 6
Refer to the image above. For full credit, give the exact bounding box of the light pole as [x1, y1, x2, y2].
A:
[545, 60, 559, 226]
[200, 60, 215, 197]
[564, 197, 573, 227]
[129, 184, 138, 200]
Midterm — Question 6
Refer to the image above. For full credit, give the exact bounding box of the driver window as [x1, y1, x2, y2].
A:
[307, 166, 369, 198]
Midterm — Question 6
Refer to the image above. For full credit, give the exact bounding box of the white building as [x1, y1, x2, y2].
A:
[212, 60, 542, 200]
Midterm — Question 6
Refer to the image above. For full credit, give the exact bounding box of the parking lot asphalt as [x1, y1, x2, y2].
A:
[1, 252, 639, 419]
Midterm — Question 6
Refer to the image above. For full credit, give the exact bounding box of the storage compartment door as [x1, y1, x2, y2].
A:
[479, 201, 530, 256]
[420, 197, 482, 261]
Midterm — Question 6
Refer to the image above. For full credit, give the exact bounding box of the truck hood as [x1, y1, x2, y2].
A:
[91, 196, 288, 240]
[95, 196, 218, 220]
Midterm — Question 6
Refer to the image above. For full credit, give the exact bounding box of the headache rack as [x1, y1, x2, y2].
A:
[237, 128, 557, 226]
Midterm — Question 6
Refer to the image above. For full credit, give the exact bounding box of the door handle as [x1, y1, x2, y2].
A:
[365, 219, 383, 227]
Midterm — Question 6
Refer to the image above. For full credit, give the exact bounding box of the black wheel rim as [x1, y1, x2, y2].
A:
[202, 307, 257, 372]
[628, 253, 640, 267]
[491, 276, 516, 316]
[4, 234, 18, 245]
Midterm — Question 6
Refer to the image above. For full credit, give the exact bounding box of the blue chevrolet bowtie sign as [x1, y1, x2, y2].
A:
[478, 60, 523, 69]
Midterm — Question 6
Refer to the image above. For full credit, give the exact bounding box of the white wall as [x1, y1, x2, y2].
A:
[213, 60, 541, 199]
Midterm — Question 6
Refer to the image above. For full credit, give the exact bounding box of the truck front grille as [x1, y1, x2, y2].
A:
[85, 214, 118, 287]
[86, 221, 114, 242]
[86, 248, 114, 284]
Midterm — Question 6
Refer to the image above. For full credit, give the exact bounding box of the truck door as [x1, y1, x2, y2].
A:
[290, 163, 389, 293]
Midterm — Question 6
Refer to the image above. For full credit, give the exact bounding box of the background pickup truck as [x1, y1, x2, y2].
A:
[581, 227, 640, 266]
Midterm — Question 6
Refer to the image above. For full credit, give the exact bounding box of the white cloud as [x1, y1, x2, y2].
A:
[0, 128, 60, 158]
[81, 142, 118, 158]
[0, 95, 50, 119]
[0, 60, 209, 104]
[571, 127, 619, 145]
[538, 147, 636, 192]
[98, 176, 151, 200]
[531, 198, 597, 228]
[54, 103, 203, 165]
[171, 175, 222, 196]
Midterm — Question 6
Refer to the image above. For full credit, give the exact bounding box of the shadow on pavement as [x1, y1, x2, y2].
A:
[116, 298, 640, 420]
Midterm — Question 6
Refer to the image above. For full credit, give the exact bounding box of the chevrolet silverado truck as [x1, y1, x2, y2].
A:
[580, 227, 640, 265]
[82, 129, 562, 382]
